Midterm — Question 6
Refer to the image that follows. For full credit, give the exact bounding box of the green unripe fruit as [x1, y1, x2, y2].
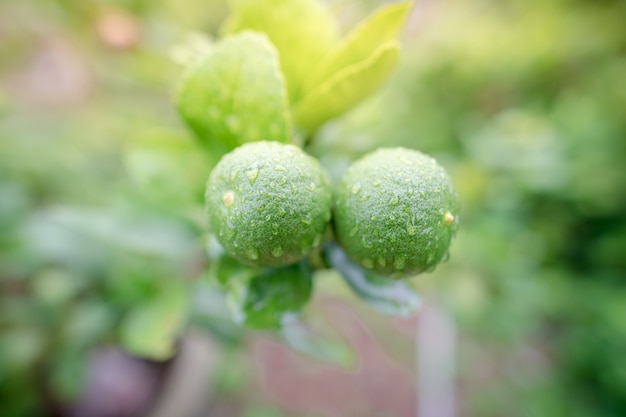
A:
[333, 147, 459, 277]
[206, 141, 331, 268]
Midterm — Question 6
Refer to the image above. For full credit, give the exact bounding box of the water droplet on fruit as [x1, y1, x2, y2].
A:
[245, 247, 259, 261]
[222, 191, 235, 207]
[393, 256, 406, 271]
[229, 168, 240, 182]
[246, 168, 259, 185]
[272, 246, 283, 257]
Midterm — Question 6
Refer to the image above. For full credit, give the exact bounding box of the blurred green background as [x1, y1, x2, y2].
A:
[1, 0, 625, 416]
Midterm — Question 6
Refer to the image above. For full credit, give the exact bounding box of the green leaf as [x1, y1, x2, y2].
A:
[119, 282, 188, 360]
[294, 42, 400, 133]
[175, 32, 291, 153]
[223, 0, 340, 103]
[324, 243, 420, 317]
[305, 1, 412, 92]
[228, 262, 312, 329]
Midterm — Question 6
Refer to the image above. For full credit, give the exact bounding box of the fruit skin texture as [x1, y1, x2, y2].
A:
[333, 147, 459, 277]
[206, 141, 331, 268]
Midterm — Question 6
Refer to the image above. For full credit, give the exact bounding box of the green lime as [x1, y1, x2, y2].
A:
[206, 141, 331, 268]
[333, 147, 459, 277]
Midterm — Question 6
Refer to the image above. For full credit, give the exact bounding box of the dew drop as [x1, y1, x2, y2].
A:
[393, 256, 406, 271]
[272, 246, 284, 258]
[245, 168, 259, 185]
[229, 168, 240, 182]
[245, 247, 259, 261]
[222, 191, 235, 207]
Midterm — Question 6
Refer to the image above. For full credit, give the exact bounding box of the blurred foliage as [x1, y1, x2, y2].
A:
[1, 0, 625, 417]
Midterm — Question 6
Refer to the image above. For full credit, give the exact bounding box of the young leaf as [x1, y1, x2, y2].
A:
[228, 262, 313, 329]
[119, 282, 188, 360]
[305, 1, 412, 93]
[324, 243, 420, 317]
[175, 32, 291, 153]
[223, 0, 340, 103]
[294, 42, 400, 133]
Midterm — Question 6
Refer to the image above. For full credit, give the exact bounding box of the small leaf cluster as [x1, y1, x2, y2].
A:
[175, 0, 458, 329]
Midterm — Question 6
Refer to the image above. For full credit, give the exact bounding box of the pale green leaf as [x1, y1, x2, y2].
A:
[175, 32, 291, 153]
[120, 283, 188, 360]
[305, 0, 412, 92]
[223, 0, 340, 102]
[294, 42, 400, 133]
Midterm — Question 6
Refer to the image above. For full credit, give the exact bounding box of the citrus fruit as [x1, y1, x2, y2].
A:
[206, 141, 331, 268]
[333, 147, 459, 277]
